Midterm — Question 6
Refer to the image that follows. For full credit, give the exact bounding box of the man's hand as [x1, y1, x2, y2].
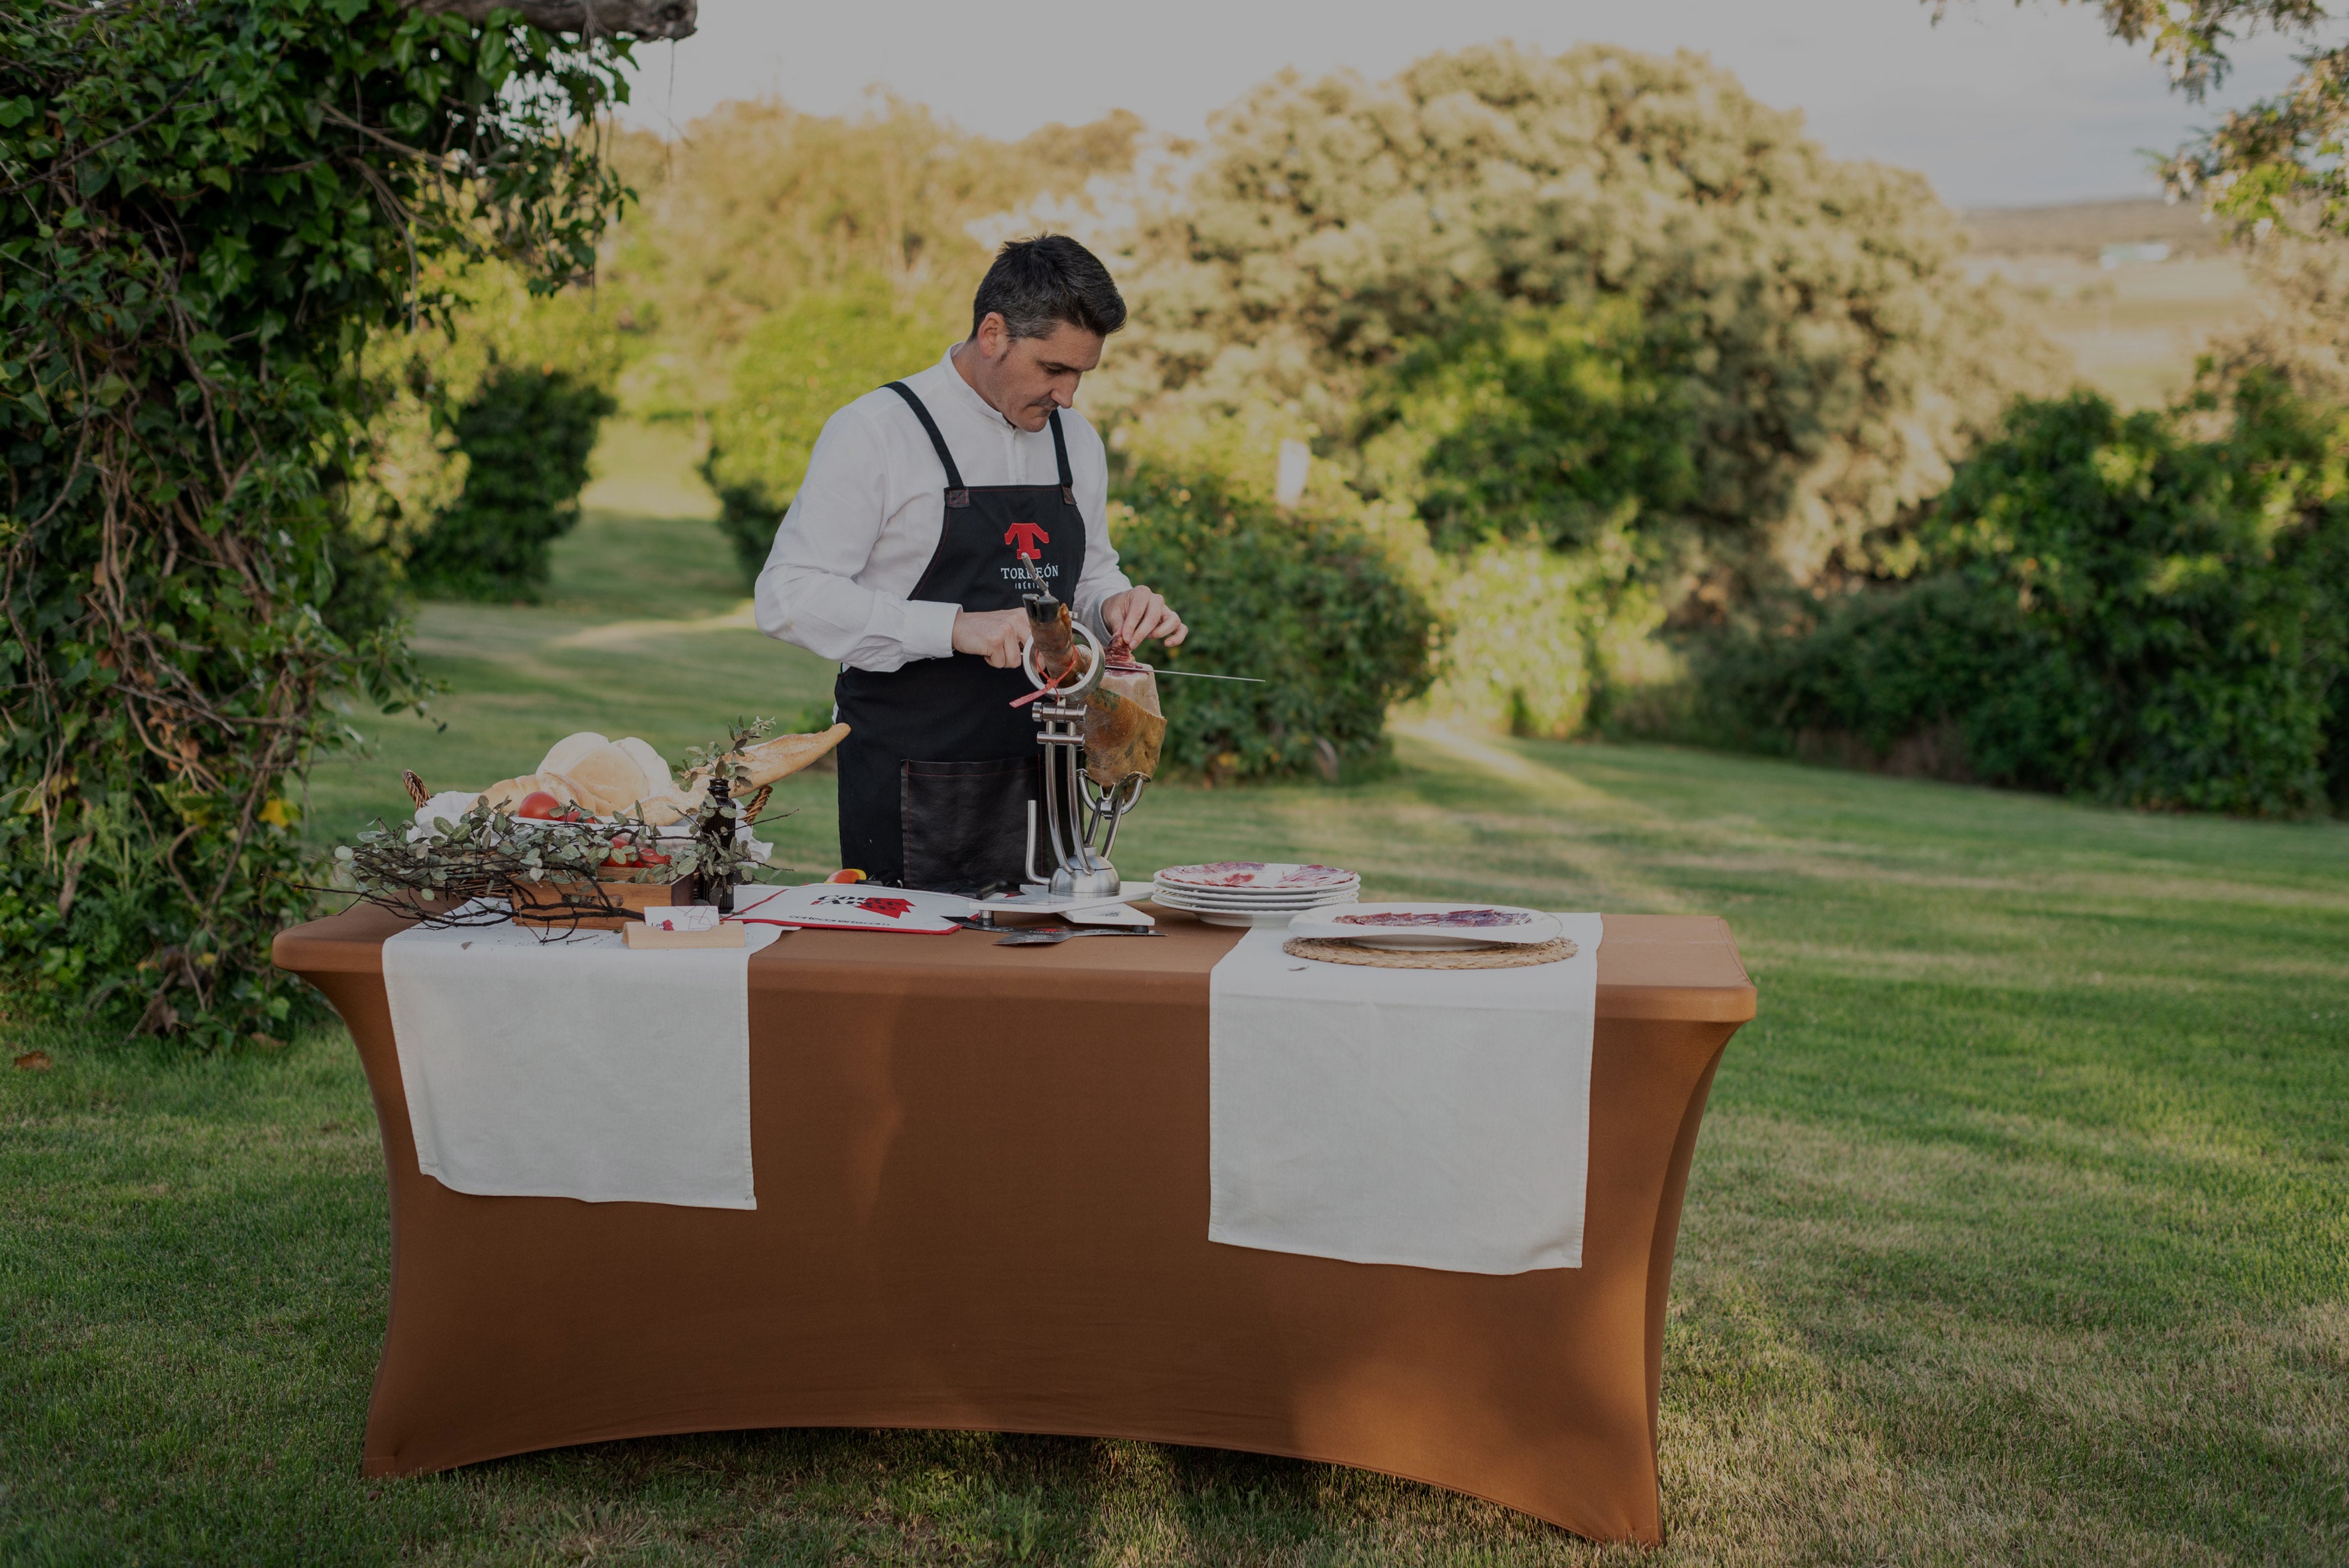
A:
[1102, 586, 1187, 648]
[951, 607, 1030, 669]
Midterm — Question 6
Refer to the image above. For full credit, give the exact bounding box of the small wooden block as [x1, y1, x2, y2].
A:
[623, 922, 749, 950]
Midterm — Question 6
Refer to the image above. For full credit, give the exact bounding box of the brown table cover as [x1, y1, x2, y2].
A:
[274, 906, 1754, 1545]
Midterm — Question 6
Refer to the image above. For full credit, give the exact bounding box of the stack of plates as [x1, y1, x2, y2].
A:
[1148, 862, 1360, 928]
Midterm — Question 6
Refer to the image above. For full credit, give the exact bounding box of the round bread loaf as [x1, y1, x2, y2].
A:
[538, 732, 608, 778]
[564, 743, 660, 815]
[615, 737, 672, 798]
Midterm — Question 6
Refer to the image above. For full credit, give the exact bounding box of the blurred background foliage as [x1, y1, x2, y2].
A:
[402, 367, 617, 602]
[1724, 377, 2349, 815]
[701, 278, 959, 583]
[1106, 416, 1437, 782]
[1101, 44, 2081, 744]
[597, 97, 1145, 424]
[345, 39, 2346, 812]
[18, 14, 2346, 1042]
[354, 259, 625, 601]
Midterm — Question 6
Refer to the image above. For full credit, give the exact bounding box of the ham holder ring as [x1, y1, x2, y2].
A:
[1017, 615, 1148, 900]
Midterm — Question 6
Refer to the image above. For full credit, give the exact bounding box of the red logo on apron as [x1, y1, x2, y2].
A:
[1004, 521, 1050, 560]
[857, 896, 914, 920]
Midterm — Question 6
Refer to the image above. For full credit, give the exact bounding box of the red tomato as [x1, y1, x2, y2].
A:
[637, 845, 671, 867]
[515, 791, 562, 819]
[826, 868, 867, 884]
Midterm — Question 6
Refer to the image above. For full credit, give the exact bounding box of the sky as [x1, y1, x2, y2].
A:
[615, 0, 2315, 210]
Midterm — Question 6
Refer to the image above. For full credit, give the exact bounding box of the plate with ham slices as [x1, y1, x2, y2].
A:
[1286, 902, 1562, 951]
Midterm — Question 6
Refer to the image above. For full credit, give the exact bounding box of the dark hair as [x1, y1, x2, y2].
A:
[969, 234, 1126, 341]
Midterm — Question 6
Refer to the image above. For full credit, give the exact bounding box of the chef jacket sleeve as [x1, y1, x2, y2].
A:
[1065, 416, 1134, 640]
[753, 404, 961, 671]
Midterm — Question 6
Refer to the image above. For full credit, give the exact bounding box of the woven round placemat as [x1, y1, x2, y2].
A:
[1281, 935, 1579, 969]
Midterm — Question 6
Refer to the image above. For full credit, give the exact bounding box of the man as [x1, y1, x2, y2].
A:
[754, 235, 1185, 893]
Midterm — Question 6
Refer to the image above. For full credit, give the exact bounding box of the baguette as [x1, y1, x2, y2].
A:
[733, 723, 850, 787]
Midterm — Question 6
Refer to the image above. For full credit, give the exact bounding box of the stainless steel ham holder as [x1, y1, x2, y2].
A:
[1018, 591, 1149, 900]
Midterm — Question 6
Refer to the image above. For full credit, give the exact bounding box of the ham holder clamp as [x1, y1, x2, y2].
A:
[1015, 587, 1161, 901]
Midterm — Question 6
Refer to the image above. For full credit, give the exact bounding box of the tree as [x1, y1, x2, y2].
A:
[1108, 43, 2063, 732]
[1945, 3, 2349, 239]
[0, 0, 656, 1042]
[601, 97, 1143, 424]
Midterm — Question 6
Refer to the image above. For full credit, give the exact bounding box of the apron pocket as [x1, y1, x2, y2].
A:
[900, 757, 1040, 896]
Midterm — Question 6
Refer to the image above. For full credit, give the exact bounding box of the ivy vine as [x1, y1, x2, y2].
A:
[0, 0, 636, 1044]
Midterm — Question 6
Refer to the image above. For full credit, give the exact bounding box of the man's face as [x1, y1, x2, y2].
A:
[970, 316, 1105, 432]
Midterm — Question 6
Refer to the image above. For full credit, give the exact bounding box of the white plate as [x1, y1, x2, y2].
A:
[1144, 876, 1356, 898]
[1142, 890, 1354, 927]
[1148, 890, 1356, 914]
[1144, 874, 1355, 895]
[1154, 862, 1359, 892]
[1147, 883, 1356, 906]
[1287, 902, 1561, 949]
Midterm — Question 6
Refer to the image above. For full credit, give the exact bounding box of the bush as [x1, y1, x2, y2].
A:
[709, 479, 788, 589]
[703, 278, 958, 583]
[1744, 385, 2349, 815]
[406, 366, 616, 601]
[347, 257, 625, 568]
[1109, 467, 1435, 781]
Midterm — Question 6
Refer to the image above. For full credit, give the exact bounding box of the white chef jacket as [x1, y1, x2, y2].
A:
[753, 346, 1132, 672]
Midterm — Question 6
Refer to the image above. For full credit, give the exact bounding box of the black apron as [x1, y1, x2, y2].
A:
[833, 381, 1086, 894]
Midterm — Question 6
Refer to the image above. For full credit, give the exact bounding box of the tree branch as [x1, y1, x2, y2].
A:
[410, 0, 698, 40]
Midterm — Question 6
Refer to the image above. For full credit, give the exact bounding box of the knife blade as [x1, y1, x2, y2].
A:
[1140, 668, 1264, 683]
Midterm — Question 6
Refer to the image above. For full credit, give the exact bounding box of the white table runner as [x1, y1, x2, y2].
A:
[1208, 916, 1603, 1274]
[383, 907, 784, 1209]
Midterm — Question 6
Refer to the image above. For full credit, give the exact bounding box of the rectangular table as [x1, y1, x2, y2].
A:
[274, 907, 1754, 1545]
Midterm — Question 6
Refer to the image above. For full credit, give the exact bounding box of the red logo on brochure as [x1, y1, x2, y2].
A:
[1004, 520, 1050, 560]
[857, 896, 914, 920]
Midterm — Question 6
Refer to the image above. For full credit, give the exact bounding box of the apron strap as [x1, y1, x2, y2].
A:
[1048, 408, 1074, 503]
[883, 381, 969, 505]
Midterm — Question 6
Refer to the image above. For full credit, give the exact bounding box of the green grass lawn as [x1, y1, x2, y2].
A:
[5, 440, 2347, 1564]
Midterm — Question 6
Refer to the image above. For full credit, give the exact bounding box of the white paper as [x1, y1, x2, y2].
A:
[383, 904, 784, 1209]
[1208, 915, 1603, 1274]
[730, 882, 969, 933]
